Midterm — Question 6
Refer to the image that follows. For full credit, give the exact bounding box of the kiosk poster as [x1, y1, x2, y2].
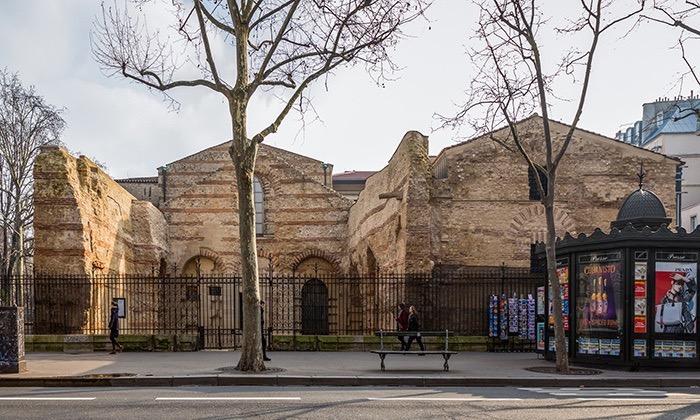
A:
[633, 339, 647, 358]
[536, 322, 545, 351]
[576, 257, 623, 333]
[634, 262, 647, 333]
[537, 286, 545, 316]
[654, 261, 697, 334]
[548, 262, 569, 331]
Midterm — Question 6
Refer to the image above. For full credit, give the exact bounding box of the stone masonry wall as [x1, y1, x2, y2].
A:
[430, 116, 680, 269]
[162, 142, 352, 275]
[346, 131, 432, 274]
[33, 146, 169, 333]
[33, 146, 168, 275]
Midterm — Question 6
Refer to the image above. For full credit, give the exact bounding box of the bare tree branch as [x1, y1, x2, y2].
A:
[92, 0, 431, 372]
[436, 0, 644, 374]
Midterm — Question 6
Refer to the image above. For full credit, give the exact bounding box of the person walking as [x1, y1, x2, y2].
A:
[260, 300, 271, 361]
[108, 301, 123, 354]
[396, 302, 409, 350]
[405, 305, 425, 353]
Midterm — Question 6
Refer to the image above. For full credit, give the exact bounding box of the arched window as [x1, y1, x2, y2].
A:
[254, 176, 265, 235]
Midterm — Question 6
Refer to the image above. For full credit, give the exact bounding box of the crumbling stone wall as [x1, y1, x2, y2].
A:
[34, 146, 168, 274]
[33, 146, 168, 333]
[347, 131, 433, 274]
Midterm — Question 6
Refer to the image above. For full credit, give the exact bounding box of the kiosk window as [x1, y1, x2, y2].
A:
[575, 251, 623, 356]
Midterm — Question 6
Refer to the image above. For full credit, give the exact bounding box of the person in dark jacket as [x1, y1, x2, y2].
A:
[261, 300, 271, 361]
[405, 306, 425, 353]
[396, 302, 409, 350]
[108, 301, 122, 354]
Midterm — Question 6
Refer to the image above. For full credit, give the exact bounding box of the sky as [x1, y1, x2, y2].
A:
[0, 1, 697, 179]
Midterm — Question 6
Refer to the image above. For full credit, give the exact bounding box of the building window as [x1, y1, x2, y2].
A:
[254, 176, 265, 235]
[656, 111, 664, 128]
[528, 165, 547, 201]
[691, 215, 697, 231]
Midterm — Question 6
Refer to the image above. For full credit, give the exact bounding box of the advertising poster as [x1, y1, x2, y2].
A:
[577, 337, 586, 354]
[634, 262, 647, 333]
[634, 339, 647, 358]
[536, 322, 545, 351]
[663, 341, 673, 358]
[588, 338, 599, 355]
[673, 340, 684, 358]
[549, 263, 569, 331]
[576, 256, 623, 333]
[537, 286, 545, 316]
[654, 261, 698, 334]
[611, 339, 621, 356]
[654, 340, 698, 358]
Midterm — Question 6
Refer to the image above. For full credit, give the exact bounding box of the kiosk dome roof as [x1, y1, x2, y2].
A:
[616, 188, 667, 221]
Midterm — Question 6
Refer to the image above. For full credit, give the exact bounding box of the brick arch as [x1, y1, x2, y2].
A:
[182, 247, 227, 275]
[290, 249, 341, 274]
[508, 204, 577, 243]
[250, 167, 276, 236]
[252, 172, 274, 197]
[250, 155, 284, 197]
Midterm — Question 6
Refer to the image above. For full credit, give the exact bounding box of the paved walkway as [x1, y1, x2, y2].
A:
[2, 352, 700, 387]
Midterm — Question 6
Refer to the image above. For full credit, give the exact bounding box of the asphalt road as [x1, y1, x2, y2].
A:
[2, 386, 700, 419]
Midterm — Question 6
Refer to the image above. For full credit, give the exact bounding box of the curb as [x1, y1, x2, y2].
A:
[0, 375, 698, 388]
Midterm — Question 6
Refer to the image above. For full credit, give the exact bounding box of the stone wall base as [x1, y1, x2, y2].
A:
[25, 334, 517, 353]
[25, 334, 199, 352]
[270, 335, 492, 352]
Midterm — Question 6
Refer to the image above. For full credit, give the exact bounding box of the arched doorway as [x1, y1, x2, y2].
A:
[301, 278, 329, 335]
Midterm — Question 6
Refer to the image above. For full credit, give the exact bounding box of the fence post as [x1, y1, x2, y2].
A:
[292, 274, 297, 351]
[500, 262, 506, 296]
[267, 254, 273, 351]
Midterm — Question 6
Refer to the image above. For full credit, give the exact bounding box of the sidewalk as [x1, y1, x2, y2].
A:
[2, 351, 700, 387]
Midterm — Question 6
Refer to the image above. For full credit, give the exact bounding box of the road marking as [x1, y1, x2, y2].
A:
[0, 397, 96, 401]
[519, 388, 700, 400]
[155, 397, 301, 401]
[367, 397, 523, 401]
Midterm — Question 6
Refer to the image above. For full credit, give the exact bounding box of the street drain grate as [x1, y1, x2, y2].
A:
[524, 367, 602, 375]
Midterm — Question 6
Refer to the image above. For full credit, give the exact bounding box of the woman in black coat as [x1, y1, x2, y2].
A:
[108, 301, 123, 354]
[405, 306, 425, 352]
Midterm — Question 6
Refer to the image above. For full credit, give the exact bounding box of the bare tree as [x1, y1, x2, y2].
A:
[644, 1, 700, 83]
[0, 70, 65, 305]
[438, 0, 643, 372]
[642, 1, 700, 123]
[92, 0, 429, 371]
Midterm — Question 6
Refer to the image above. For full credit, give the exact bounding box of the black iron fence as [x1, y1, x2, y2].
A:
[1, 268, 543, 348]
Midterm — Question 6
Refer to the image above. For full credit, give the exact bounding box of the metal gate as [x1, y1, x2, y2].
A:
[197, 277, 242, 349]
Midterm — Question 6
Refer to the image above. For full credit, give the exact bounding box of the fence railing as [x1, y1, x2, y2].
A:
[0, 268, 543, 343]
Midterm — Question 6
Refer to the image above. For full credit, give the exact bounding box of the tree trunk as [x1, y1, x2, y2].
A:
[544, 200, 569, 373]
[229, 99, 265, 372]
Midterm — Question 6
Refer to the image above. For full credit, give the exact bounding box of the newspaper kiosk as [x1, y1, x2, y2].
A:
[538, 177, 700, 368]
